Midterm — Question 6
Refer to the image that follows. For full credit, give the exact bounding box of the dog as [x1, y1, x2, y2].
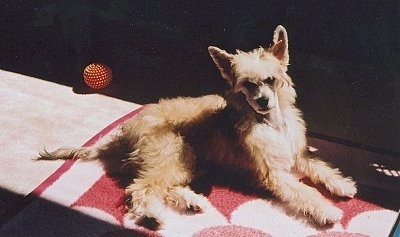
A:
[38, 25, 357, 226]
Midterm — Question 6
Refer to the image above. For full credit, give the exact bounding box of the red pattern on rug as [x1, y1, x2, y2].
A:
[207, 186, 255, 220]
[70, 172, 388, 236]
[72, 175, 126, 224]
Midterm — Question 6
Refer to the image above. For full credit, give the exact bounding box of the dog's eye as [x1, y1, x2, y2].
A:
[243, 81, 258, 91]
[263, 77, 276, 85]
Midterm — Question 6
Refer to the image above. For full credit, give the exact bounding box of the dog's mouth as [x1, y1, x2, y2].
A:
[256, 107, 272, 115]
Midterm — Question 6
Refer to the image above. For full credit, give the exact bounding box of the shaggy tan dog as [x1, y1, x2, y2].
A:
[39, 25, 357, 226]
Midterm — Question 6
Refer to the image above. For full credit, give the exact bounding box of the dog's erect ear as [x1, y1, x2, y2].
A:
[208, 46, 234, 86]
[271, 25, 289, 67]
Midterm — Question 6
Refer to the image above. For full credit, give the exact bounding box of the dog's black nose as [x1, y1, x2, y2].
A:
[256, 97, 269, 108]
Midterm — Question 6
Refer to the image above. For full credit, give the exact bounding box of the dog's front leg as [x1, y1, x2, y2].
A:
[295, 151, 357, 198]
[265, 171, 343, 225]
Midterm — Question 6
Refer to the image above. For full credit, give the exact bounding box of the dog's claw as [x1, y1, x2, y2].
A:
[188, 204, 202, 212]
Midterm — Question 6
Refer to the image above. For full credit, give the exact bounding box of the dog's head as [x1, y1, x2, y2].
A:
[208, 25, 295, 115]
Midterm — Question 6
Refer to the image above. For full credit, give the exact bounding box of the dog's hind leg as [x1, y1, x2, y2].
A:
[295, 150, 357, 198]
[265, 171, 344, 225]
[124, 130, 206, 224]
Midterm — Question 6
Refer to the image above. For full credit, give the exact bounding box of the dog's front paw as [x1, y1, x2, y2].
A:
[313, 204, 343, 225]
[327, 177, 357, 198]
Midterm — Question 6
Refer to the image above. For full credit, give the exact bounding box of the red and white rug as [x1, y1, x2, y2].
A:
[1, 107, 397, 237]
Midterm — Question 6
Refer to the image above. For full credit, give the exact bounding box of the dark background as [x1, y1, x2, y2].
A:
[1, 1, 399, 155]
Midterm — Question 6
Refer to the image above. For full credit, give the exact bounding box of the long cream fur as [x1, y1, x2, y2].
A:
[38, 25, 357, 226]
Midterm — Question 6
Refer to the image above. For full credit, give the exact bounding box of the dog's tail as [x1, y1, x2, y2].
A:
[37, 146, 99, 161]
[37, 134, 138, 174]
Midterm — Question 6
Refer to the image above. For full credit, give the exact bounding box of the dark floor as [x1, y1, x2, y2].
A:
[1, 1, 399, 156]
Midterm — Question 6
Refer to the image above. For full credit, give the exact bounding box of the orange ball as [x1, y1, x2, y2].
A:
[83, 63, 112, 89]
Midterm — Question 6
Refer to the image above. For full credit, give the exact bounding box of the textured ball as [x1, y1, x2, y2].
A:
[83, 63, 112, 89]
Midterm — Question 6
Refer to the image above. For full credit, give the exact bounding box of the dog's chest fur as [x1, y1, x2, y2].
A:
[182, 105, 306, 173]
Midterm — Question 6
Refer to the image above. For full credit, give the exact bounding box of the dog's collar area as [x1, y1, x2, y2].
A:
[255, 111, 285, 130]
[223, 105, 274, 128]
[255, 113, 272, 126]
[263, 118, 274, 127]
